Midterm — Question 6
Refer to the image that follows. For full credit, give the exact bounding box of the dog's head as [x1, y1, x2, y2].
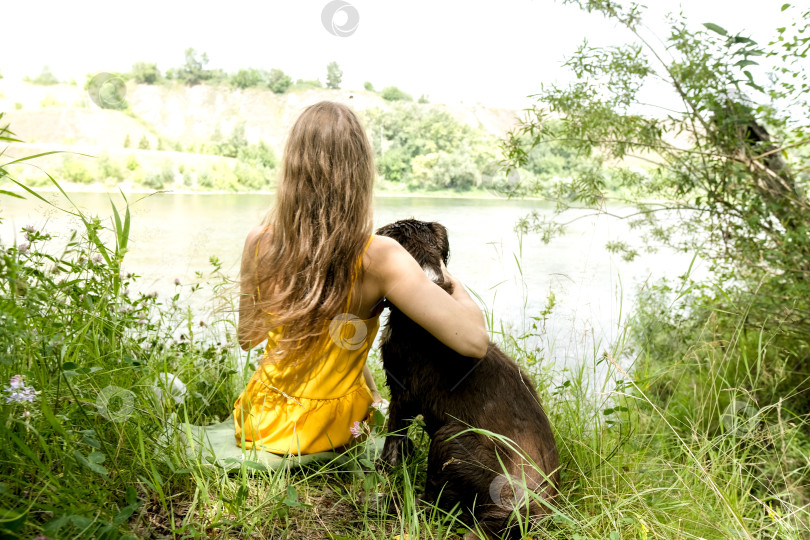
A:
[376, 219, 451, 289]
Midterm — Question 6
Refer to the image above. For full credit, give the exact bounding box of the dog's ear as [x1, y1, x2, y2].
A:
[429, 222, 450, 264]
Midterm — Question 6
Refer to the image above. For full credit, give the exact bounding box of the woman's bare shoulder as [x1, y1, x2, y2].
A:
[246, 224, 268, 244]
[365, 235, 407, 266]
[243, 224, 270, 254]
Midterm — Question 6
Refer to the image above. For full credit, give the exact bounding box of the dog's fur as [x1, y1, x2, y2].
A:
[376, 219, 560, 538]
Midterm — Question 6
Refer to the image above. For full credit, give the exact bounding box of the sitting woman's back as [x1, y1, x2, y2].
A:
[234, 101, 489, 455]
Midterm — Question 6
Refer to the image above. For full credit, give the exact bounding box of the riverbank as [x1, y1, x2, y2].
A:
[0, 178, 548, 201]
[1, 208, 806, 538]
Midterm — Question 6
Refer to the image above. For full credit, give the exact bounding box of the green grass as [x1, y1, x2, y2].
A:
[0, 173, 808, 539]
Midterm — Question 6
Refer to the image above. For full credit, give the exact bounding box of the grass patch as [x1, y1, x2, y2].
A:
[0, 173, 807, 538]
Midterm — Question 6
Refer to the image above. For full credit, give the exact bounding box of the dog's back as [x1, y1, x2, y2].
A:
[377, 219, 559, 537]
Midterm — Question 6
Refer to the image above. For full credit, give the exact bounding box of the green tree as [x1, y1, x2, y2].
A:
[218, 122, 248, 158]
[123, 133, 131, 148]
[366, 104, 493, 188]
[131, 62, 161, 84]
[504, 0, 810, 336]
[410, 150, 479, 190]
[137, 135, 150, 150]
[364, 81, 374, 91]
[230, 68, 264, 89]
[173, 48, 212, 86]
[237, 140, 277, 169]
[27, 66, 59, 85]
[326, 61, 342, 89]
[266, 68, 292, 94]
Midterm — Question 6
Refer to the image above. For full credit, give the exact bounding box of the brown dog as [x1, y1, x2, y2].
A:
[376, 218, 560, 539]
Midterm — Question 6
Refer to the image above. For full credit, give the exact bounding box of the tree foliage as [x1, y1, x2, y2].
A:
[229, 68, 264, 89]
[166, 48, 222, 86]
[131, 62, 161, 84]
[505, 1, 810, 338]
[380, 86, 413, 102]
[365, 104, 493, 190]
[266, 68, 292, 94]
[25, 66, 59, 85]
[326, 61, 342, 89]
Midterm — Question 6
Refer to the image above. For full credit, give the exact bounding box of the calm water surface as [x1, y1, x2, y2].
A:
[1, 192, 704, 370]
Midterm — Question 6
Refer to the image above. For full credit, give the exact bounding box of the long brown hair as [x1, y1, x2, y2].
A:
[245, 101, 376, 365]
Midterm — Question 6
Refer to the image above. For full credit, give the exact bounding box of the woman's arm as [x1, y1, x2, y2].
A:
[363, 364, 382, 402]
[369, 236, 489, 358]
[238, 226, 270, 351]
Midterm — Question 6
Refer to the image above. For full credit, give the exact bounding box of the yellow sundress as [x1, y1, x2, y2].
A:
[232, 236, 380, 455]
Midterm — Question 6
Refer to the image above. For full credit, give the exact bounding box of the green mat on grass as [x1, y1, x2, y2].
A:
[170, 414, 384, 472]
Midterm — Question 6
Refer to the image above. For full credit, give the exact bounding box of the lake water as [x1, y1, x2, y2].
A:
[1, 192, 704, 371]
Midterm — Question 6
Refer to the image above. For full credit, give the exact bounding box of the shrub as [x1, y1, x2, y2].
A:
[97, 152, 125, 182]
[237, 140, 276, 169]
[198, 162, 240, 191]
[292, 78, 323, 90]
[266, 69, 292, 94]
[125, 154, 139, 171]
[141, 161, 175, 190]
[131, 62, 161, 84]
[26, 66, 59, 85]
[61, 159, 94, 184]
[380, 86, 412, 102]
[233, 161, 271, 190]
[230, 68, 264, 89]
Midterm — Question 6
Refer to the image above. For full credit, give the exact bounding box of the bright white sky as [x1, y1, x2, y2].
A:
[3, 0, 802, 109]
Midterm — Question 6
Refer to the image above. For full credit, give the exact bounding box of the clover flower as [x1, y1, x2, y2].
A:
[5, 375, 37, 404]
[350, 421, 363, 438]
[174, 278, 181, 286]
[18, 242, 30, 255]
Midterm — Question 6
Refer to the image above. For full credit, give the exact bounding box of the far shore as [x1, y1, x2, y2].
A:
[1, 181, 551, 202]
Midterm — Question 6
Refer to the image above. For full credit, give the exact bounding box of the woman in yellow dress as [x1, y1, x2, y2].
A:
[234, 101, 488, 455]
